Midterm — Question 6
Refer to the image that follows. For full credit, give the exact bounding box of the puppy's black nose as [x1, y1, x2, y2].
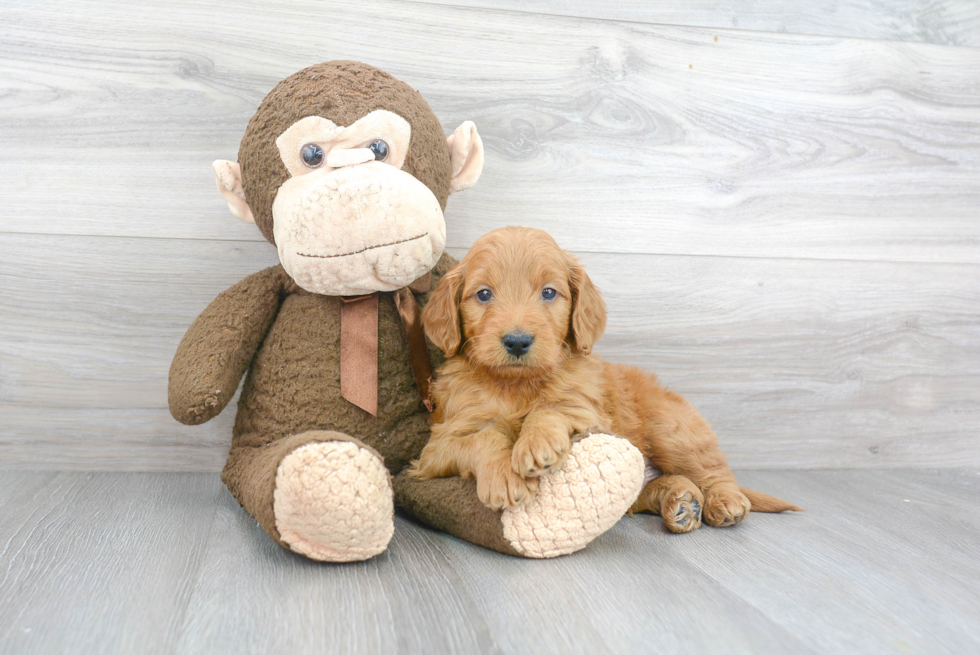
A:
[502, 332, 534, 358]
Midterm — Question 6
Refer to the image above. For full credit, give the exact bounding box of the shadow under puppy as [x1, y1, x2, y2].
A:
[410, 226, 801, 532]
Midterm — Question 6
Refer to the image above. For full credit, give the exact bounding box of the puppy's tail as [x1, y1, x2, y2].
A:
[741, 487, 804, 513]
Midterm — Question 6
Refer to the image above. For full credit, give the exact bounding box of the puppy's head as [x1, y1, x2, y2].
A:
[423, 226, 606, 377]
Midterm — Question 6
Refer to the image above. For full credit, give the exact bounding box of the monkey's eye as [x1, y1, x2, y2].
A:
[301, 143, 324, 168]
[368, 139, 389, 161]
[541, 288, 558, 301]
[476, 289, 493, 303]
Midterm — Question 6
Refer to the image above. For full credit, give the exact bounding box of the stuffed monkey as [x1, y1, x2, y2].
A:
[169, 61, 645, 561]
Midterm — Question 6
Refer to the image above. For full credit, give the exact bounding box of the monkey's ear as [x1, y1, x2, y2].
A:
[446, 121, 484, 194]
[212, 160, 255, 223]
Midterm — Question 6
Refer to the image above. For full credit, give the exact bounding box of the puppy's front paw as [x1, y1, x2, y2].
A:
[512, 426, 571, 478]
[478, 457, 539, 509]
[703, 484, 751, 527]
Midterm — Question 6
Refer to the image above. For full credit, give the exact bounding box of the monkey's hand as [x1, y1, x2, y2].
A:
[168, 265, 287, 425]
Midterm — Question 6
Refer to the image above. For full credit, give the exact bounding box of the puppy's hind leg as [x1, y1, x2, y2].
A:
[659, 428, 750, 528]
[639, 386, 751, 528]
[631, 475, 703, 533]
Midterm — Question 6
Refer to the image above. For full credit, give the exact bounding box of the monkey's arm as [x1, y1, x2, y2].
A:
[169, 265, 288, 425]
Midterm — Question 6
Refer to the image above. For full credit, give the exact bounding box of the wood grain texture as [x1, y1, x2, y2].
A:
[660, 468, 980, 653]
[1, 0, 979, 263]
[0, 470, 977, 653]
[408, 0, 980, 47]
[175, 493, 496, 654]
[1, 233, 977, 470]
[0, 472, 223, 654]
[0, 1, 977, 470]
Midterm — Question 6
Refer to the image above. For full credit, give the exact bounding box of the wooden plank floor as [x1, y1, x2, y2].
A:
[1, 469, 977, 654]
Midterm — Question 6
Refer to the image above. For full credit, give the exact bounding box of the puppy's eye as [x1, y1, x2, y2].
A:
[476, 289, 493, 302]
[368, 139, 389, 161]
[541, 288, 558, 301]
[301, 143, 325, 168]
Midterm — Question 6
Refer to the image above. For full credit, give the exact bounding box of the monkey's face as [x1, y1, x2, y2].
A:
[270, 111, 446, 296]
[213, 62, 485, 297]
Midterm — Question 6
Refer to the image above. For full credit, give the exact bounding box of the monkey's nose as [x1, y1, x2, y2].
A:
[326, 147, 374, 168]
[502, 332, 534, 358]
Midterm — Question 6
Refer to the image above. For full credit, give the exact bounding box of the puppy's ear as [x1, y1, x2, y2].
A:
[423, 265, 465, 356]
[568, 256, 606, 355]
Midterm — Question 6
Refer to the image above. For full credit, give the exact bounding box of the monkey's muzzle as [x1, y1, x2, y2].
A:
[272, 162, 447, 296]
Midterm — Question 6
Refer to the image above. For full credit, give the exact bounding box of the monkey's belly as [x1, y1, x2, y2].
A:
[231, 291, 431, 473]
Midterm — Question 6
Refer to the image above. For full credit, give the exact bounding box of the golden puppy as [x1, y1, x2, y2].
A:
[410, 226, 800, 532]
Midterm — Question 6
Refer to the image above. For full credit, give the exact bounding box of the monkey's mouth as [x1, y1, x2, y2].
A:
[297, 232, 428, 259]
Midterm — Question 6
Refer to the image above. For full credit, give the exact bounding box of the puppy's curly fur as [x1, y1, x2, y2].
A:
[410, 226, 800, 531]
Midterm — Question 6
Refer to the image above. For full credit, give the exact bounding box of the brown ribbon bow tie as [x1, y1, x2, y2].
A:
[339, 273, 434, 417]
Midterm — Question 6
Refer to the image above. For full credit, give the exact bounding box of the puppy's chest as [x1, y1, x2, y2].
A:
[481, 380, 601, 428]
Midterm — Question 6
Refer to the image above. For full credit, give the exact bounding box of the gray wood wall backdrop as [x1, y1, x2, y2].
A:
[1, 0, 978, 471]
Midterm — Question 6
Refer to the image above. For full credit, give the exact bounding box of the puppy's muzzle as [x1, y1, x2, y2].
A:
[501, 331, 534, 358]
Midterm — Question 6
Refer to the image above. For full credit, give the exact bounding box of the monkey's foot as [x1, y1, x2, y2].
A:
[501, 433, 645, 558]
[273, 440, 394, 562]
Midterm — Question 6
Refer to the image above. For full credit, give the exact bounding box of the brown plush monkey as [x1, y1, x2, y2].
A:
[169, 61, 645, 561]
